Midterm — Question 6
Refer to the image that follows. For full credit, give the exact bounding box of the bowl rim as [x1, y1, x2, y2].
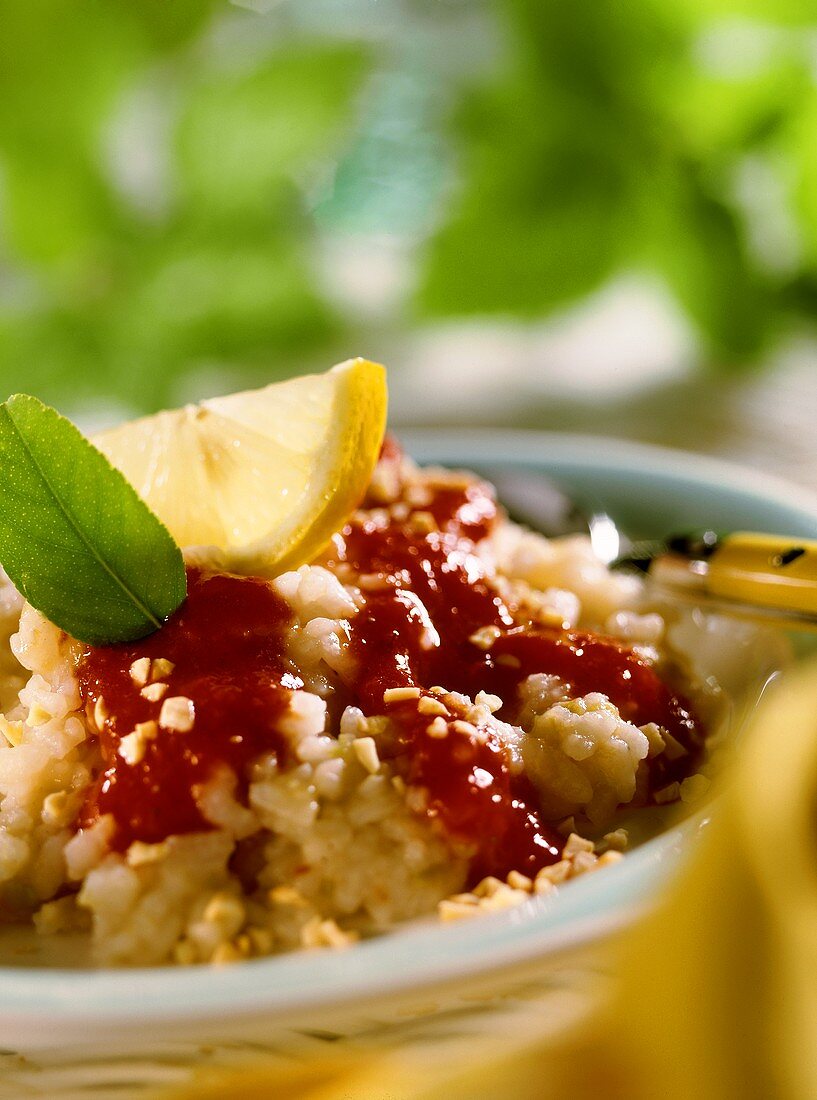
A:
[400, 427, 817, 521]
[3, 429, 817, 1032]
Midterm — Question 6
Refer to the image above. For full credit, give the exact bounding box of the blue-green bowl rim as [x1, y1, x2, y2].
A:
[4, 430, 817, 1027]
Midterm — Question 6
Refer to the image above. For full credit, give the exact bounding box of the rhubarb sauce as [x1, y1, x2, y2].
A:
[78, 571, 298, 848]
[78, 460, 703, 880]
[325, 475, 701, 879]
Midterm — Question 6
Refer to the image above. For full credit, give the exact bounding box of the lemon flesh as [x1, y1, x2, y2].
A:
[93, 359, 387, 574]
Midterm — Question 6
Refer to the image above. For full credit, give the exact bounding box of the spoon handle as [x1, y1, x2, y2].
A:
[648, 532, 817, 628]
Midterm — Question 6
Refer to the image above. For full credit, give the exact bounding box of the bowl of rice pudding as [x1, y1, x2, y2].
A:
[1, 426, 813, 1064]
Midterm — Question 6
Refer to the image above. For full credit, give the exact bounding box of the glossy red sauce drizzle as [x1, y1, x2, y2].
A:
[481, 631, 702, 792]
[78, 570, 297, 849]
[77, 450, 702, 882]
[327, 470, 701, 880]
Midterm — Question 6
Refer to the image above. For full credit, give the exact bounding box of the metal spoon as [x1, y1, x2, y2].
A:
[482, 466, 817, 631]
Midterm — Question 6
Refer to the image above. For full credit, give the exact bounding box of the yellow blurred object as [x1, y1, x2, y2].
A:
[159, 657, 817, 1100]
[708, 532, 817, 615]
[651, 531, 817, 629]
[93, 359, 387, 575]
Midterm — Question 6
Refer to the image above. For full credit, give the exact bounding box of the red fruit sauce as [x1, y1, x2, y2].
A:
[78, 449, 702, 881]
[78, 571, 297, 847]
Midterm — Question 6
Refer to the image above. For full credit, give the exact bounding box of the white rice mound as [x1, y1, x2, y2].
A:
[0, 457, 714, 966]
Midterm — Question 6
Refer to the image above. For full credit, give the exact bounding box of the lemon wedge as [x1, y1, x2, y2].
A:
[93, 359, 387, 574]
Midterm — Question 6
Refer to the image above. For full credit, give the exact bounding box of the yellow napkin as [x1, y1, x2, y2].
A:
[162, 659, 817, 1100]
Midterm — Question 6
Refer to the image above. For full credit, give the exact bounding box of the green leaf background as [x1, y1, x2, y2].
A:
[1, 0, 817, 414]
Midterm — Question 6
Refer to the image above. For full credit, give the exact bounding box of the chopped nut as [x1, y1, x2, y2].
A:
[127, 840, 170, 867]
[268, 885, 309, 908]
[113, 722, 157, 767]
[473, 876, 504, 899]
[641, 722, 666, 757]
[474, 691, 502, 714]
[34, 895, 88, 935]
[301, 916, 355, 949]
[428, 685, 449, 696]
[448, 892, 480, 905]
[662, 731, 689, 761]
[426, 716, 449, 738]
[405, 485, 433, 508]
[319, 920, 356, 948]
[479, 884, 529, 912]
[129, 657, 151, 687]
[366, 507, 391, 527]
[26, 701, 51, 727]
[383, 686, 422, 704]
[212, 942, 242, 966]
[601, 828, 629, 852]
[598, 850, 625, 868]
[418, 696, 448, 718]
[159, 696, 195, 732]
[352, 736, 380, 775]
[463, 720, 489, 744]
[654, 781, 681, 805]
[0, 716, 23, 747]
[562, 832, 594, 858]
[469, 626, 501, 650]
[93, 696, 109, 731]
[507, 870, 533, 892]
[426, 472, 472, 492]
[359, 572, 392, 592]
[536, 860, 571, 886]
[343, 710, 370, 737]
[118, 730, 147, 765]
[451, 720, 478, 738]
[680, 773, 711, 804]
[141, 682, 168, 703]
[438, 899, 480, 922]
[203, 893, 245, 936]
[570, 850, 598, 875]
[408, 510, 439, 534]
[495, 654, 521, 669]
[368, 465, 402, 505]
[151, 658, 175, 681]
[135, 720, 158, 742]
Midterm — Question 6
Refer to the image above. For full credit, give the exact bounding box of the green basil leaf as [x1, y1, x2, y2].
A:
[0, 395, 187, 645]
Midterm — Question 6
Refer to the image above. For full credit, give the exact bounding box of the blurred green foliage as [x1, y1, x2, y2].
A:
[1, 0, 817, 412]
[0, 1, 369, 411]
[419, 0, 817, 367]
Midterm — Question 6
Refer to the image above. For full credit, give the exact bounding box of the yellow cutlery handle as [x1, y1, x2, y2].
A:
[707, 532, 817, 615]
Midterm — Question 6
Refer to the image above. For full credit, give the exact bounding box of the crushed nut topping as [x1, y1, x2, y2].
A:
[159, 696, 195, 733]
[383, 686, 422, 704]
[417, 696, 449, 718]
[352, 736, 380, 774]
[150, 658, 175, 681]
[426, 716, 449, 739]
[129, 657, 151, 687]
[141, 682, 168, 702]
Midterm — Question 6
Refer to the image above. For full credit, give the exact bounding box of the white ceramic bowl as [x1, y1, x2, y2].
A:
[3, 431, 817, 1092]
